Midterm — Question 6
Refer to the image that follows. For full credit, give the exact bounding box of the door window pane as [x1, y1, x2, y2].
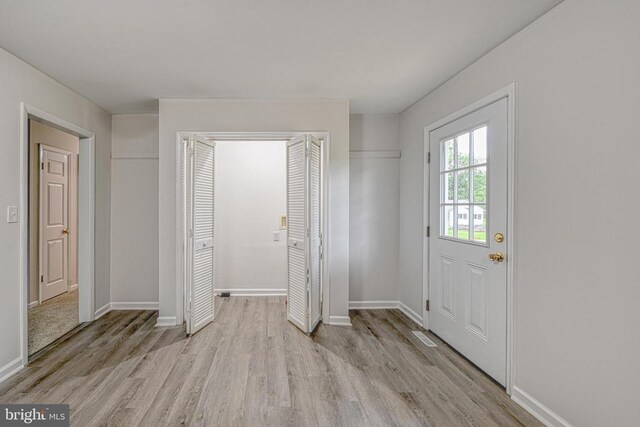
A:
[442, 205, 455, 237]
[456, 205, 470, 240]
[456, 133, 470, 168]
[471, 205, 487, 243]
[443, 139, 455, 171]
[473, 126, 487, 165]
[472, 166, 487, 203]
[456, 170, 469, 203]
[439, 125, 489, 244]
[442, 172, 454, 203]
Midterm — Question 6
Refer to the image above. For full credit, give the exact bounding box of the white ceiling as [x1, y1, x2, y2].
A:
[0, 0, 561, 113]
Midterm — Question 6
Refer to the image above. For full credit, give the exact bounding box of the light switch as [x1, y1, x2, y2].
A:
[7, 206, 18, 223]
[273, 231, 280, 242]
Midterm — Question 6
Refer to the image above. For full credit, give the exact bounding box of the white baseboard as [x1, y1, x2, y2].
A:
[68, 283, 78, 291]
[28, 301, 39, 309]
[328, 315, 352, 326]
[511, 386, 572, 427]
[348, 300, 423, 327]
[0, 357, 23, 385]
[155, 316, 178, 327]
[398, 302, 423, 327]
[111, 302, 159, 310]
[94, 302, 111, 320]
[94, 301, 159, 320]
[215, 288, 287, 296]
[349, 300, 399, 309]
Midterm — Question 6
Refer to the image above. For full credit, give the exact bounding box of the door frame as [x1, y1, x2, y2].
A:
[422, 83, 516, 393]
[174, 131, 331, 328]
[20, 103, 96, 365]
[38, 144, 73, 304]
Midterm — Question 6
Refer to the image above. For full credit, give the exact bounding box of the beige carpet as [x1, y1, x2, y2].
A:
[28, 290, 79, 355]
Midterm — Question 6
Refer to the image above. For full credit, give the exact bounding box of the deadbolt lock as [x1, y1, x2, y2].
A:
[494, 232, 504, 243]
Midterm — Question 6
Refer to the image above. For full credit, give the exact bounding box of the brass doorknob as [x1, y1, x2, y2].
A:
[62, 228, 69, 235]
[488, 252, 505, 262]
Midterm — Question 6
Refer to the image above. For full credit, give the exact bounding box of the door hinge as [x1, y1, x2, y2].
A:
[426, 226, 430, 237]
[426, 300, 430, 311]
[41, 162, 44, 170]
[426, 152, 431, 164]
[40, 275, 44, 283]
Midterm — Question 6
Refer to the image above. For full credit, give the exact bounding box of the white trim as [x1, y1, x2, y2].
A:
[215, 289, 287, 297]
[0, 357, 23, 385]
[94, 302, 111, 320]
[348, 301, 423, 326]
[28, 301, 39, 309]
[328, 315, 352, 326]
[111, 151, 159, 159]
[111, 302, 160, 310]
[511, 386, 572, 427]
[175, 131, 332, 328]
[422, 83, 517, 394]
[349, 150, 401, 159]
[156, 316, 178, 327]
[349, 300, 398, 309]
[398, 302, 423, 327]
[69, 283, 78, 291]
[94, 302, 160, 319]
[20, 103, 96, 368]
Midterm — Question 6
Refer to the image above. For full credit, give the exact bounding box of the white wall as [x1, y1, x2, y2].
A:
[215, 141, 287, 293]
[0, 47, 111, 377]
[349, 114, 400, 304]
[399, 1, 640, 425]
[110, 114, 159, 305]
[158, 99, 350, 325]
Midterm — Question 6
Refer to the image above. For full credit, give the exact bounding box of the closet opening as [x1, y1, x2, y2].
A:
[177, 132, 329, 335]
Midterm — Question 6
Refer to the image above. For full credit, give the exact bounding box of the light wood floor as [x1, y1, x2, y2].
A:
[0, 296, 540, 426]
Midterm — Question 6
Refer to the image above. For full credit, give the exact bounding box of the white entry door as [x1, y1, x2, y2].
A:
[40, 145, 71, 302]
[428, 98, 508, 385]
[186, 135, 216, 335]
[287, 134, 323, 333]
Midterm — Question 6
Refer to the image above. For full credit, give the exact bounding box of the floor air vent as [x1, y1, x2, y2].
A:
[412, 331, 437, 347]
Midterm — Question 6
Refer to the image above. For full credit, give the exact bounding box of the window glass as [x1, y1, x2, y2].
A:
[439, 125, 488, 243]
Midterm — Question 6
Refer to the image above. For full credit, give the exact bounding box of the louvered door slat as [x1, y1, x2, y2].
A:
[190, 136, 215, 335]
[309, 136, 322, 331]
[287, 136, 308, 332]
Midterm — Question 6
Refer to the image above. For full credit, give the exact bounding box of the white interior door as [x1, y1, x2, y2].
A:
[428, 98, 508, 385]
[287, 134, 323, 333]
[187, 135, 216, 335]
[40, 145, 70, 302]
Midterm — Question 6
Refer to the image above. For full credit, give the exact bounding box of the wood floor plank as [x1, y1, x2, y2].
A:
[0, 297, 542, 427]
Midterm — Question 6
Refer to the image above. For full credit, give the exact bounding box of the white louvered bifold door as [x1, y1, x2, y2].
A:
[308, 136, 322, 332]
[287, 135, 309, 332]
[182, 138, 193, 334]
[189, 136, 216, 335]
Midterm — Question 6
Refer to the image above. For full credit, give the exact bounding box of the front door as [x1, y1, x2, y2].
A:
[428, 97, 508, 385]
[40, 145, 70, 302]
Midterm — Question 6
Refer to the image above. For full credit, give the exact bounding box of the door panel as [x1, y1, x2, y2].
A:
[286, 134, 324, 333]
[40, 146, 70, 302]
[429, 98, 508, 385]
[188, 136, 216, 335]
[308, 136, 322, 331]
[286, 135, 308, 332]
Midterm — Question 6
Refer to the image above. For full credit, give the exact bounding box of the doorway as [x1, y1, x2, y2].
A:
[178, 132, 328, 336]
[28, 120, 80, 355]
[20, 104, 97, 365]
[424, 86, 516, 390]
